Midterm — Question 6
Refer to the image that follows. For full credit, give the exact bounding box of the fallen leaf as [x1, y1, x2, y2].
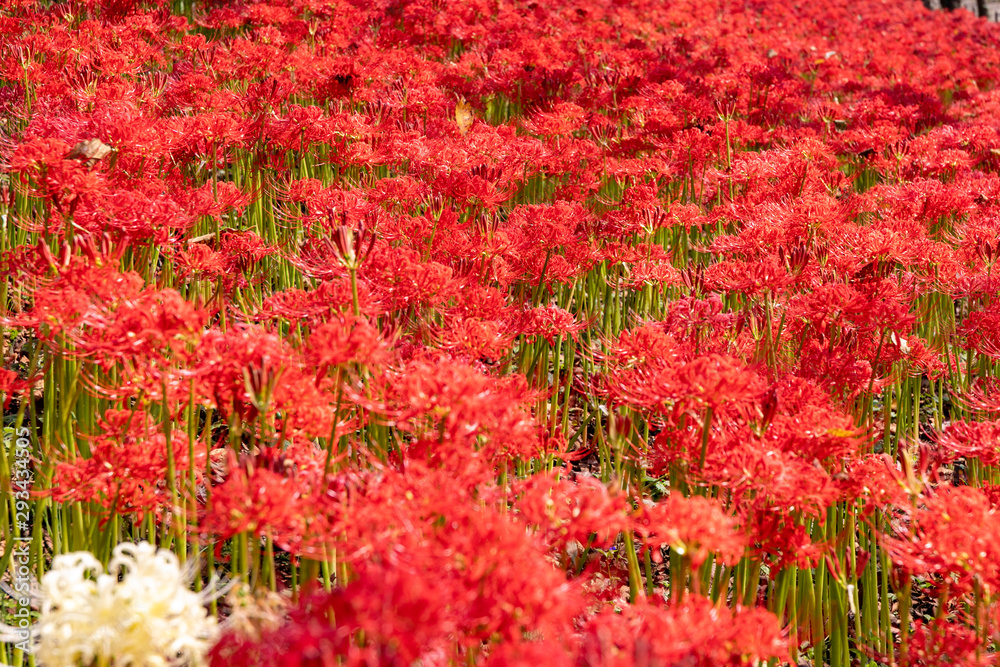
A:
[65, 138, 113, 167]
[456, 99, 474, 135]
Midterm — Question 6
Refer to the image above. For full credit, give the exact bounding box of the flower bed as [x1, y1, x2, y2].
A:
[3, 0, 1000, 664]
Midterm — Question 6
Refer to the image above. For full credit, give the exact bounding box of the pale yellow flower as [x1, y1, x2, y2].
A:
[34, 542, 217, 667]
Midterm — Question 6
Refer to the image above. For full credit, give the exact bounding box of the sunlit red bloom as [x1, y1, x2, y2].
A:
[514, 471, 630, 551]
[47, 409, 205, 523]
[884, 485, 1000, 595]
[580, 595, 788, 667]
[633, 494, 746, 569]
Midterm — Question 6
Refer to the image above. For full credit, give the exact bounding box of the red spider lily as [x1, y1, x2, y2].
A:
[580, 595, 788, 667]
[605, 351, 764, 419]
[761, 376, 865, 463]
[383, 353, 543, 457]
[959, 300, 1000, 360]
[743, 507, 831, 570]
[10, 258, 206, 369]
[178, 182, 254, 224]
[0, 368, 32, 410]
[183, 325, 345, 440]
[513, 470, 631, 552]
[7, 136, 105, 222]
[658, 295, 736, 353]
[633, 493, 747, 570]
[955, 377, 1000, 416]
[362, 246, 459, 313]
[71, 184, 195, 244]
[257, 278, 366, 322]
[887, 618, 990, 667]
[305, 314, 389, 376]
[264, 463, 590, 660]
[47, 409, 205, 524]
[935, 419, 1000, 466]
[211, 558, 577, 667]
[174, 242, 226, 283]
[424, 315, 517, 362]
[201, 450, 316, 553]
[843, 454, 914, 514]
[884, 485, 1000, 596]
[219, 230, 277, 277]
[483, 639, 577, 667]
[513, 305, 588, 344]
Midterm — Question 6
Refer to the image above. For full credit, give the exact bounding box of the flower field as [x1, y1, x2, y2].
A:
[5, 0, 1000, 664]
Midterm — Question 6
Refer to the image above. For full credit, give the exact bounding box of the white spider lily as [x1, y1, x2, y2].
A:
[25, 542, 218, 667]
